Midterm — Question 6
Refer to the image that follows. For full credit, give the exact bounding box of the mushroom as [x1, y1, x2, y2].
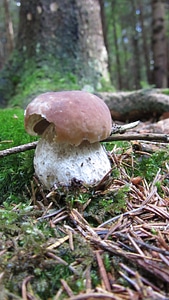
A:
[24, 91, 112, 189]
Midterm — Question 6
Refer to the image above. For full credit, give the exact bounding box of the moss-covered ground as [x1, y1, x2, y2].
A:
[0, 108, 169, 299]
[1, 54, 114, 108]
[0, 108, 37, 203]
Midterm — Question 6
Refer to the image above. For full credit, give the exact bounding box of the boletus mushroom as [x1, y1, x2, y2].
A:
[24, 91, 112, 189]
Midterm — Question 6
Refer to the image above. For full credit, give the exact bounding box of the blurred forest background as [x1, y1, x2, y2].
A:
[0, 0, 169, 107]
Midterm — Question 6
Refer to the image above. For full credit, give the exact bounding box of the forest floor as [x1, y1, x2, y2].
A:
[0, 108, 169, 300]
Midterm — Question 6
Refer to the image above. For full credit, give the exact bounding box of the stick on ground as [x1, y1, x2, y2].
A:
[0, 141, 38, 157]
[0, 133, 169, 158]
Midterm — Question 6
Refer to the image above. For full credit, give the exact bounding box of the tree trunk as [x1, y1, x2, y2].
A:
[99, 0, 112, 83]
[3, 0, 14, 58]
[0, 0, 109, 106]
[151, 0, 167, 88]
[121, 22, 130, 90]
[138, 0, 151, 84]
[130, 0, 141, 90]
[111, 0, 122, 90]
[17, 0, 108, 81]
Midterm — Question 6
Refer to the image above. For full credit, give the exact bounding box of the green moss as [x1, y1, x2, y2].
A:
[2, 51, 116, 107]
[133, 150, 169, 183]
[98, 77, 116, 92]
[0, 50, 82, 107]
[103, 141, 130, 152]
[161, 88, 169, 95]
[103, 252, 111, 272]
[0, 108, 37, 203]
[11, 70, 80, 108]
[0, 201, 95, 299]
[9, 58, 80, 107]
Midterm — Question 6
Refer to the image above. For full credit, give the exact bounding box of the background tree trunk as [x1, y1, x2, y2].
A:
[3, 0, 14, 58]
[17, 0, 108, 86]
[138, 0, 151, 84]
[17, 0, 108, 83]
[121, 22, 130, 90]
[152, 0, 167, 88]
[99, 0, 112, 83]
[130, 0, 141, 90]
[0, 0, 109, 106]
[111, 0, 122, 90]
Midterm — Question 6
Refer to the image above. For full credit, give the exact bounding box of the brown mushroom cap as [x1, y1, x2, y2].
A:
[24, 91, 112, 146]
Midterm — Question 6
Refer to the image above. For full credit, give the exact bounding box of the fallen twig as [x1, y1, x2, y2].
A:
[60, 279, 74, 297]
[0, 141, 38, 157]
[69, 292, 121, 300]
[95, 250, 111, 292]
[21, 275, 34, 300]
[111, 121, 140, 134]
[105, 133, 169, 143]
[0, 132, 169, 158]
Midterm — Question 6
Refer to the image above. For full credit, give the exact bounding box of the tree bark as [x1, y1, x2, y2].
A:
[151, 0, 167, 88]
[121, 23, 129, 90]
[96, 89, 169, 121]
[0, 0, 109, 106]
[111, 0, 122, 90]
[138, 0, 151, 84]
[99, 0, 112, 83]
[130, 0, 141, 90]
[17, 0, 109, 83]
[3, 0, 14, 57]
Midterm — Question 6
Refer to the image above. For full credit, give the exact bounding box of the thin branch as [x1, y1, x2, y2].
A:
[104, 133, 169, 143]
[0, 141, 38, 157]
[111, 120, 140, 134]
[0, 132, 169, 158]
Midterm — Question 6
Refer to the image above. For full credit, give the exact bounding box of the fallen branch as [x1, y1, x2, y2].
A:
[0, 141, 38, 157]
[97, 89, 169, 121]
[0, 133, 169, 158]
[111, 120, 140, 134]
[105, 133, 169, 143]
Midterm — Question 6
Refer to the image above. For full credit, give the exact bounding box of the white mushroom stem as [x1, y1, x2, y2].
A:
[34, 124, 111, 189]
